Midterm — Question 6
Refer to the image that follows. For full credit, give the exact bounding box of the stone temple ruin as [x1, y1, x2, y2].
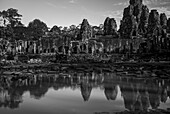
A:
[0, 0, 170, 63]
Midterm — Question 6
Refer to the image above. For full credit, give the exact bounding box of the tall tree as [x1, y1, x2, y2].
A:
[49, 25, 61, 38]
[0, 8, 22, 27]
[68, 25, 79, 40]
[27, 19, 48, 40]
[50, 25, 61, 34]
[0, 25, 13, 40]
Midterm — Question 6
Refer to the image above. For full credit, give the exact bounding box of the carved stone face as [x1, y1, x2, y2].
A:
[149, 10, 160, 24]
[129, 0, 143, 6]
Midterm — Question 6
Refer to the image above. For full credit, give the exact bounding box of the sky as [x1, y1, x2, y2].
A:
[0, 0, 170, 28]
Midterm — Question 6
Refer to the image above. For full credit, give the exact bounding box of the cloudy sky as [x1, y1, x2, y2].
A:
[0, 0, 170, 28]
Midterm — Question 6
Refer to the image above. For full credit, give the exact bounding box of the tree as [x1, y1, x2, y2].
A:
[0, 25, 13, 40]
[0, 8, 22, 27]
[49, 25, 61, 38]
[62, 27, 68, 34]
[13, 26, 28, 40]
[27, 19, 48, 40]
[68, 25, 79, 40]
[50, 25, 61, 34]
[0, 8, 24, 40]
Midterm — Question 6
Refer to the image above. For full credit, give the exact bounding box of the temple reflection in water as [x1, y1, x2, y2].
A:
[0, 69, 170, 112]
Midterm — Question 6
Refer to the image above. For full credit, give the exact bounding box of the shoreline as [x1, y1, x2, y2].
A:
[1, 61, 170, 69]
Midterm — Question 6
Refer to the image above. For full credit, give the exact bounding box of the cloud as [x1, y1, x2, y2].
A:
[144, 0, 170, 17]
[112, 0, 170, 6]
[46, 2, 57, 8]
[113, 1, 128, 6]
[151, 7, 170, 17]
[143, 0, 170, 5]
[103, 10, 123, 19]
[102, 10, 123, 28]
[143, 0, 157, 5]
[46, 2, 67, 9]
[159, 1, 170, 5]
[69, 0, 76, 4]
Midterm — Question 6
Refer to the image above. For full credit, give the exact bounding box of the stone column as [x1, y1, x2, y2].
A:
[86, 43, 89, 54]
[34, 41, 36, 54]
[48, 39, 50, 54]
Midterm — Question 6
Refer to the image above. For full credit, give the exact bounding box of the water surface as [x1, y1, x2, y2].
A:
[0, 64, 170, 114]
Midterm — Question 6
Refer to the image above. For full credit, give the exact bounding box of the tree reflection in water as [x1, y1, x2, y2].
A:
[0, 66, 170, 113]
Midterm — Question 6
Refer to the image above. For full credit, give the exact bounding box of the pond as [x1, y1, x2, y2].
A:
[0, 64, 170, 114]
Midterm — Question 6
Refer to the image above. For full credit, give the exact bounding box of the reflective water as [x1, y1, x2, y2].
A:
[0, 64, 170, 114]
